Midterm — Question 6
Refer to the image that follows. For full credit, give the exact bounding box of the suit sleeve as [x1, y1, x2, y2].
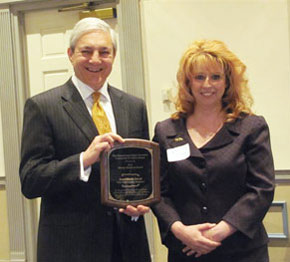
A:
[222, 116, 275, 239]
[141, 100, 149, 140]
[151, 122, 181, 243]
[19, 98, 81, 199]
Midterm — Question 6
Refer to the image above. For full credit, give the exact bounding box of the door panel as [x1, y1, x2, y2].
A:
[25, 8, 122, 97]
[25, 9, 77, 96]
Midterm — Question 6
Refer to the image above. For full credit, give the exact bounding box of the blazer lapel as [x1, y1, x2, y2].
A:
[203, 120, 240, 150]
[166, 118, 204, 159]
[61, 79, 97, 142]
[165, 117, 240, 157]
[108, 85, 128, 137]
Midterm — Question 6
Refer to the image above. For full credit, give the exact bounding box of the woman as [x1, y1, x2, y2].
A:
[152, 40, 275, 262]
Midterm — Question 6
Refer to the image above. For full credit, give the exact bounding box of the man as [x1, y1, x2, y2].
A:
[19, 17, 151, 262]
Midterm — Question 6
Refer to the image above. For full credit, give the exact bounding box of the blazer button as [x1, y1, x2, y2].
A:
[201, 206, 208, 214]
[201, 182, 207, 191]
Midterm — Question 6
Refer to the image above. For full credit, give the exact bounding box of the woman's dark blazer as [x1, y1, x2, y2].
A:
[152, 114, 275, 260]
[19, 79, 151, 262]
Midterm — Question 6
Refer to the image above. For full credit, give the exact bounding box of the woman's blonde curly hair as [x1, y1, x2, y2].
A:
[172, 39, 253, 122]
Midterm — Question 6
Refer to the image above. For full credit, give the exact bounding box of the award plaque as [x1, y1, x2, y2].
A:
[100, 139, 160, 208]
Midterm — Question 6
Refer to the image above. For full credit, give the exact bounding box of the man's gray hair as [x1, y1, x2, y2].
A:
[69, 17, 117, 53]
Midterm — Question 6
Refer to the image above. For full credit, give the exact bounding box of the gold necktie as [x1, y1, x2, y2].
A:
[92, 92, 112, 134]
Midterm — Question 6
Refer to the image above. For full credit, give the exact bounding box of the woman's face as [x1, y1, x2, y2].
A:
[189, 64, 226, 109]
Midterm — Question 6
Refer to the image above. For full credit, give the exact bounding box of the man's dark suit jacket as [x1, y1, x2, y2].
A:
[152, 115, 275, 261]
[19, 79, 151, 262]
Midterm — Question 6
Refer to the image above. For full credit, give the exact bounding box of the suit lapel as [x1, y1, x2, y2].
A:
[108, 85, 129, 137]
[61, 79, 97, 142]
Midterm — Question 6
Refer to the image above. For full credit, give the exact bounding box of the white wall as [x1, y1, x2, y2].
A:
[141, 0, 290, 169]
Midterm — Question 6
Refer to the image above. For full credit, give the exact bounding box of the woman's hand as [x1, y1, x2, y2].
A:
[171, 221, 221, 257]
[203, 220, 237, 242]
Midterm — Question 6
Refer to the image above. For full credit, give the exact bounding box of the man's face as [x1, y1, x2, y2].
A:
[68, 30, 115, 91]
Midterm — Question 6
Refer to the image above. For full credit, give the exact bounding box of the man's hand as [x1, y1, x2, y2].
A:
[119, 205, 150, 216]
[83, 133, 124, 168]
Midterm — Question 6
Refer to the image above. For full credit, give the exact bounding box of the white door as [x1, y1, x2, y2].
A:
[25, 8, 122, 97]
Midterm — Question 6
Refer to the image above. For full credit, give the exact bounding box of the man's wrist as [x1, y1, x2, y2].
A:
[79, 152, 92, 182]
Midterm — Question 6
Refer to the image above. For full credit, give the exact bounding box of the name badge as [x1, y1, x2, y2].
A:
[166, 143, 190, 162]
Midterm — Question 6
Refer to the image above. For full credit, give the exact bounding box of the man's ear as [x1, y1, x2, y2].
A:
[67, 47, 73, 62]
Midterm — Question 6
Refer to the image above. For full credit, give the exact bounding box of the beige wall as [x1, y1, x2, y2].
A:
[265, 184, 290, 261]
[141, 0, 290, 169]
[0, 101, 5, 177]
[0, 189, 10, 260]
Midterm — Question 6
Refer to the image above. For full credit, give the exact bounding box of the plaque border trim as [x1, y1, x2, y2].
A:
[100, 138, 160, 208]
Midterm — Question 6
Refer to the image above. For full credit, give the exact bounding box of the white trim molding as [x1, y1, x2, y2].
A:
[0, 176, 6, 189]
[275, 170, 290, 183]
[0, 8, 27, 262]
[268, 201, 289, 240]
[116, 0, 146, 100]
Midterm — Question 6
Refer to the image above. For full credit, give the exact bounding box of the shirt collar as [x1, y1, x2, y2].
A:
[71, 74, 110, 102]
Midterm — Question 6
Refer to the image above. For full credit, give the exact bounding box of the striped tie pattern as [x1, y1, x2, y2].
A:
[92, 92, 112, 134]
